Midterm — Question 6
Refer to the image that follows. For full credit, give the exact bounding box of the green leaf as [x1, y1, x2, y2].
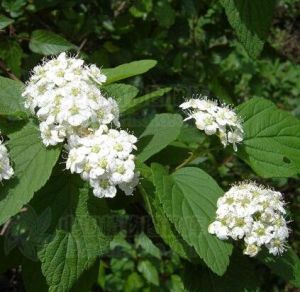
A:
[0, 14, 13, 29]
[103, 83, 139, 113]
[140, 178, 197, 261]
[137, 260, 159, 286]
[0, 76, 27, 118]
[35, 174, 113, 292]
[129, 0, 153, 18]
[154, 0, 175, 28]
[183, 252, 260, 292]
[29, 30, 76, 56]
[0, 122, 60, 225]
[259, 248, 300, 288]
[156, 167, 233, 275]
[145, 164, 198, 261]
[236, 97, 300, 178]
[124, 272, 144, 292]
[123, 87, 171, 115]
[135, 232, 161, 260]
[137, 113, 183, 162]
[102, 60, 157, 84]
[220, 0, 276, 58]
[0, 40, 23, 76]
[2, 0, 26, 17]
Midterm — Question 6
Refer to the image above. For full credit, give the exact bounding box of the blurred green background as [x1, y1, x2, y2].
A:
[0, 0, 300, 291]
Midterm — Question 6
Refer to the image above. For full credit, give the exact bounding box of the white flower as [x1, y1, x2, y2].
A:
[243, 244, 260, 257]
[0, 133, 14, 182]
[208, 182, 289, 257]
[65, 127, 139, 198]
[22, 52, 119, 146]
[180, 95, 243, 151]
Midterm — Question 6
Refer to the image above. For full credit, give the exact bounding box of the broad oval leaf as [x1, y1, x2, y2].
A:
[236, 97, 300, 178]
[102, 60, 157, 84]
[155, 166, 233, 276]
[29, 30, 76, 55]
[34, 174, 113, 292]
[0, 77, 27, 118]
[221, 0, 276, 58]
[137, 113, 183, 162]
[140, 172, 197, 261]
[0, 122, 60, 225]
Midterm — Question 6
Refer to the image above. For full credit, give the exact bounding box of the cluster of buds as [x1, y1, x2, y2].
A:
[0, 133, 14, 182]
[208, 182, 289, 257]
[180, 96, 243, 151]
[22, 53, 138, 198]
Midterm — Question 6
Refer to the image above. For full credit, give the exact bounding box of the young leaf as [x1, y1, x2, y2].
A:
[35, 175, 113, 292]
[0, 77, 27, 118]
[221, 0, 276, 58]
[122, 87, 171, 115]
[156, 167, 233, 276]
[135, 232, 161, 260]
[102, 60, 157, 84]
[236, 97, 300, 178]
[137, 260, 159, 286]
[137, 113, 183, 162]
[29, 30, 76, 55]
[0, 14, 14, 29]
[0, 122, 60, 225]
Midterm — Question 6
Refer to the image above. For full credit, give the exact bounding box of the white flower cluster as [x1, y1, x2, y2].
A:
[180, 96, 243, 151]
[66, 126, 138, 198]
[0, 133, 14, 182]
[208, 182, 289, 257]
[22, 53, 139, 198]
[22, 52, 119, 146]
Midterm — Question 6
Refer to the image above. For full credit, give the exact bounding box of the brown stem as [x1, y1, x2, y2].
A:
[0, 60, 19, 81]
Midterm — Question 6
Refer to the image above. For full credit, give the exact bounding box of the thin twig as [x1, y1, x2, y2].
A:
[0, 60, 19, 81]
[175, 145, 204, 171]
[76, 38, 87, 57]
[0, 219, 11, 235]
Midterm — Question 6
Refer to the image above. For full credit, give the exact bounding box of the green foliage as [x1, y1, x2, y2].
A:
[0, 0, 299, 291]
[102, 60, 157, 84]
[0, 14, 13, 29]
[123, 88, 172, 115]
[138, 113, 183, 162]
[0, 122, 60, 226]
[104, 83, 139, 113]
[237, 97, 300, 178]
[36, 176, 112, 291]
[97, 231, 184, 291]
[152, 165, 233, 275]
[29, 30, 76, 56]
[140, 172, 198, 261]
[221, 0, 277, 58]
[0, 77, 26, 118]
[183, 252, 260, 291]
[259, 248, 300, 287]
